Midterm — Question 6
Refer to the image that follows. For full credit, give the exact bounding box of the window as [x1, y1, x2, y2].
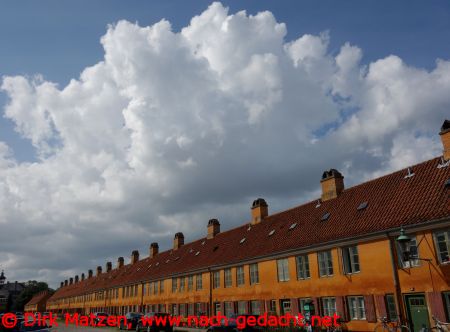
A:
[277, 258, 290, 282]
[196, 273, 203, 290]
[386, 294, 398, 321]
[213, 271, 220, 289]
[322, 297, 337, 316]
[179, 277, 185, 292]
[236, 266, 245, 286]
[268, 300, 277, 314]
[397, 237, 420, 268]
[281, 300, 291, 314]
[348, 296, 366, 320]
[160, 280, 164, 293]
[251, 301, 262, 315]
[318, 251, 334, 277]
[444, 292, 450, 321]
[342, 246, 361, 274]
[188, 275, 194, 291]
[224, 302, 234, 317]
[296, 255, 310, 279]
[172, 278, 177, 293]
[224, 268, 232, 288]
[249, 263, 259, 284]
[238, 301, 247, 314]
[434, 230, 450, 264]
[299, 298, 312, 315]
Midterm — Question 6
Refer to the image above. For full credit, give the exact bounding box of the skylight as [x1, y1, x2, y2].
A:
[321, 212, 330, 221]
[195, 251, 200, 256]
[240, 237, 246, 244]
[155, 262, 159, 266]
[268, 229, 275, 236]
[201, 241, 206, 245]
[174, 257, 179, 261]
[445, 179, 450, 188]
[165, 260, 170, 263]
[315, 200, 321, 208]
[189, 249, 193, 253]
[289, 223, 297, 230]
[357, 202, 368, 210]
[247, 226, 252, 231]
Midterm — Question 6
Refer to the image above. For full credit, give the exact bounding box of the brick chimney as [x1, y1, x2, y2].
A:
[149, 243, 159, 258]
[207, 219, 220, 239]
[81, 273, 85, 281]
[173, 232, 184, 250]
[131, 250, 140, 264]
[64, 280, 68, 286]
[69, 277, 73, 285]
[440, 119, 450, 160]
[88, 269, 93, 278]
[96, 266, 102, 276]
[74, 275, 79, 283]
[320, 169, 344, 201]
[60, 282, 64, 288]
[117, 257, 124, 268]
[106, 262, 112, 272]
[251, 198, 268, 225]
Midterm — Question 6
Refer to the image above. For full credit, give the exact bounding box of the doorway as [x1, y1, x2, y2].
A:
[405, 294, 430, 332]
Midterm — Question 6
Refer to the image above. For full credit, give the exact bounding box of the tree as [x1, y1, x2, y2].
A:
[11, 281, 53, 311]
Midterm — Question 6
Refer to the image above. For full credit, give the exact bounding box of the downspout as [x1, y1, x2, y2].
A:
[388, 233, 406, 326]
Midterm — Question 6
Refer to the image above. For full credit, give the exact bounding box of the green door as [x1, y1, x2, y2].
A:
[405, 295, 430, 332]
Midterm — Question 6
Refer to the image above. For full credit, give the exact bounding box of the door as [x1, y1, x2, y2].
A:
[405, 295, 430, 332]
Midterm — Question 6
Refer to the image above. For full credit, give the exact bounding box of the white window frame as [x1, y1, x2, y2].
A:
[318, 250, 334, 277]
[277, 258, 290, 282]
[342, 245, 361, 274]
[347, 296, 366, 320]
[322, 297, 337, 316]
[249, 263, 259, 284]
[224, 268, 232, 288]
[236, 266, 245, 286]
[434, 230, 450, 264]
[296, 255, 311, 280]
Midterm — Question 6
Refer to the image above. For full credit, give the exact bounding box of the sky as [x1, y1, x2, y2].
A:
[0, 0, 450, 288]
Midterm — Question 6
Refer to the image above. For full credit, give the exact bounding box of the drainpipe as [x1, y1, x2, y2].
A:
[388, 234, 406, 326]
[208, 268, 213, 316]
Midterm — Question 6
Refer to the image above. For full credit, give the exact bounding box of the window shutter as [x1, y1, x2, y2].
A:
[336, 296, 348, 321]
[245, 301, 250, 314]
[234, 301, 239, 315]
[427, 292, 446, 321]
[291, 298, 299, 315]
[265, 300, 272, 314]
[374, 295, 387, 319]
[364, 295, 377, 322]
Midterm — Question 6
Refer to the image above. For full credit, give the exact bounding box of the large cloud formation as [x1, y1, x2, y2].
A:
[1, 2, 449, 287]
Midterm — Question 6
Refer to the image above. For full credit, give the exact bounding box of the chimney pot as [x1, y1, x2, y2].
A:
[96, 266, 102, 276]
[106, 262, 112, 272]
[117, 257, 124, 268]
[60, 282, 64, 288]
[69, 277, 73, 285]
[149, 243, 159, 258]
[173, 232, 184, 250]
[251, 198, 268, 224]
[131, 250, 140, 264]
[74, 275, 79, 283]
[81, 273, 85, 281]
[207, 219, 221, 239]
[64, 280, 68, 286]
[320, 169, 345, 201]
[88, 269, 93, 278]
[440, 119, 450, 161]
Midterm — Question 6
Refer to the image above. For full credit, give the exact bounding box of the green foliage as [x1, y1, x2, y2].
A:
[11, 280, 53, 311]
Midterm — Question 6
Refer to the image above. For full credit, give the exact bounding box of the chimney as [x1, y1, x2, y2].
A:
[251, 198, 268, 224]
[106, 262, 112, 272]
[74, 275, 79, 283]
[149, 243, 159, 258]
[88, 269, 93, 278]
[131, 250, 140, 264]
[64, 280, 68, 287]
[60, 282, 64, 288]
[81, 273, 85, 281]
[207, 219, 221, 239]
[440, 119, 450, 160]
[320, 169, 344, 201]
[69, 277, 73, 285]
[96, 266, 102, 276]
[117, 257, 124, 268]
[173, 232, 184, 250]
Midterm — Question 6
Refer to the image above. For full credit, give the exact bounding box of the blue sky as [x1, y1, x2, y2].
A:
[1, 1, 450, 162]
[1, 1, 450, 285]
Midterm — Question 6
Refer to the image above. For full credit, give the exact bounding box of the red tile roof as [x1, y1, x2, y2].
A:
[26, 291, 51, 306]
[49, 156, 450, 301]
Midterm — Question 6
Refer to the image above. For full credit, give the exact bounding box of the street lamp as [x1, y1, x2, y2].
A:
[397, 227, 412, 261]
